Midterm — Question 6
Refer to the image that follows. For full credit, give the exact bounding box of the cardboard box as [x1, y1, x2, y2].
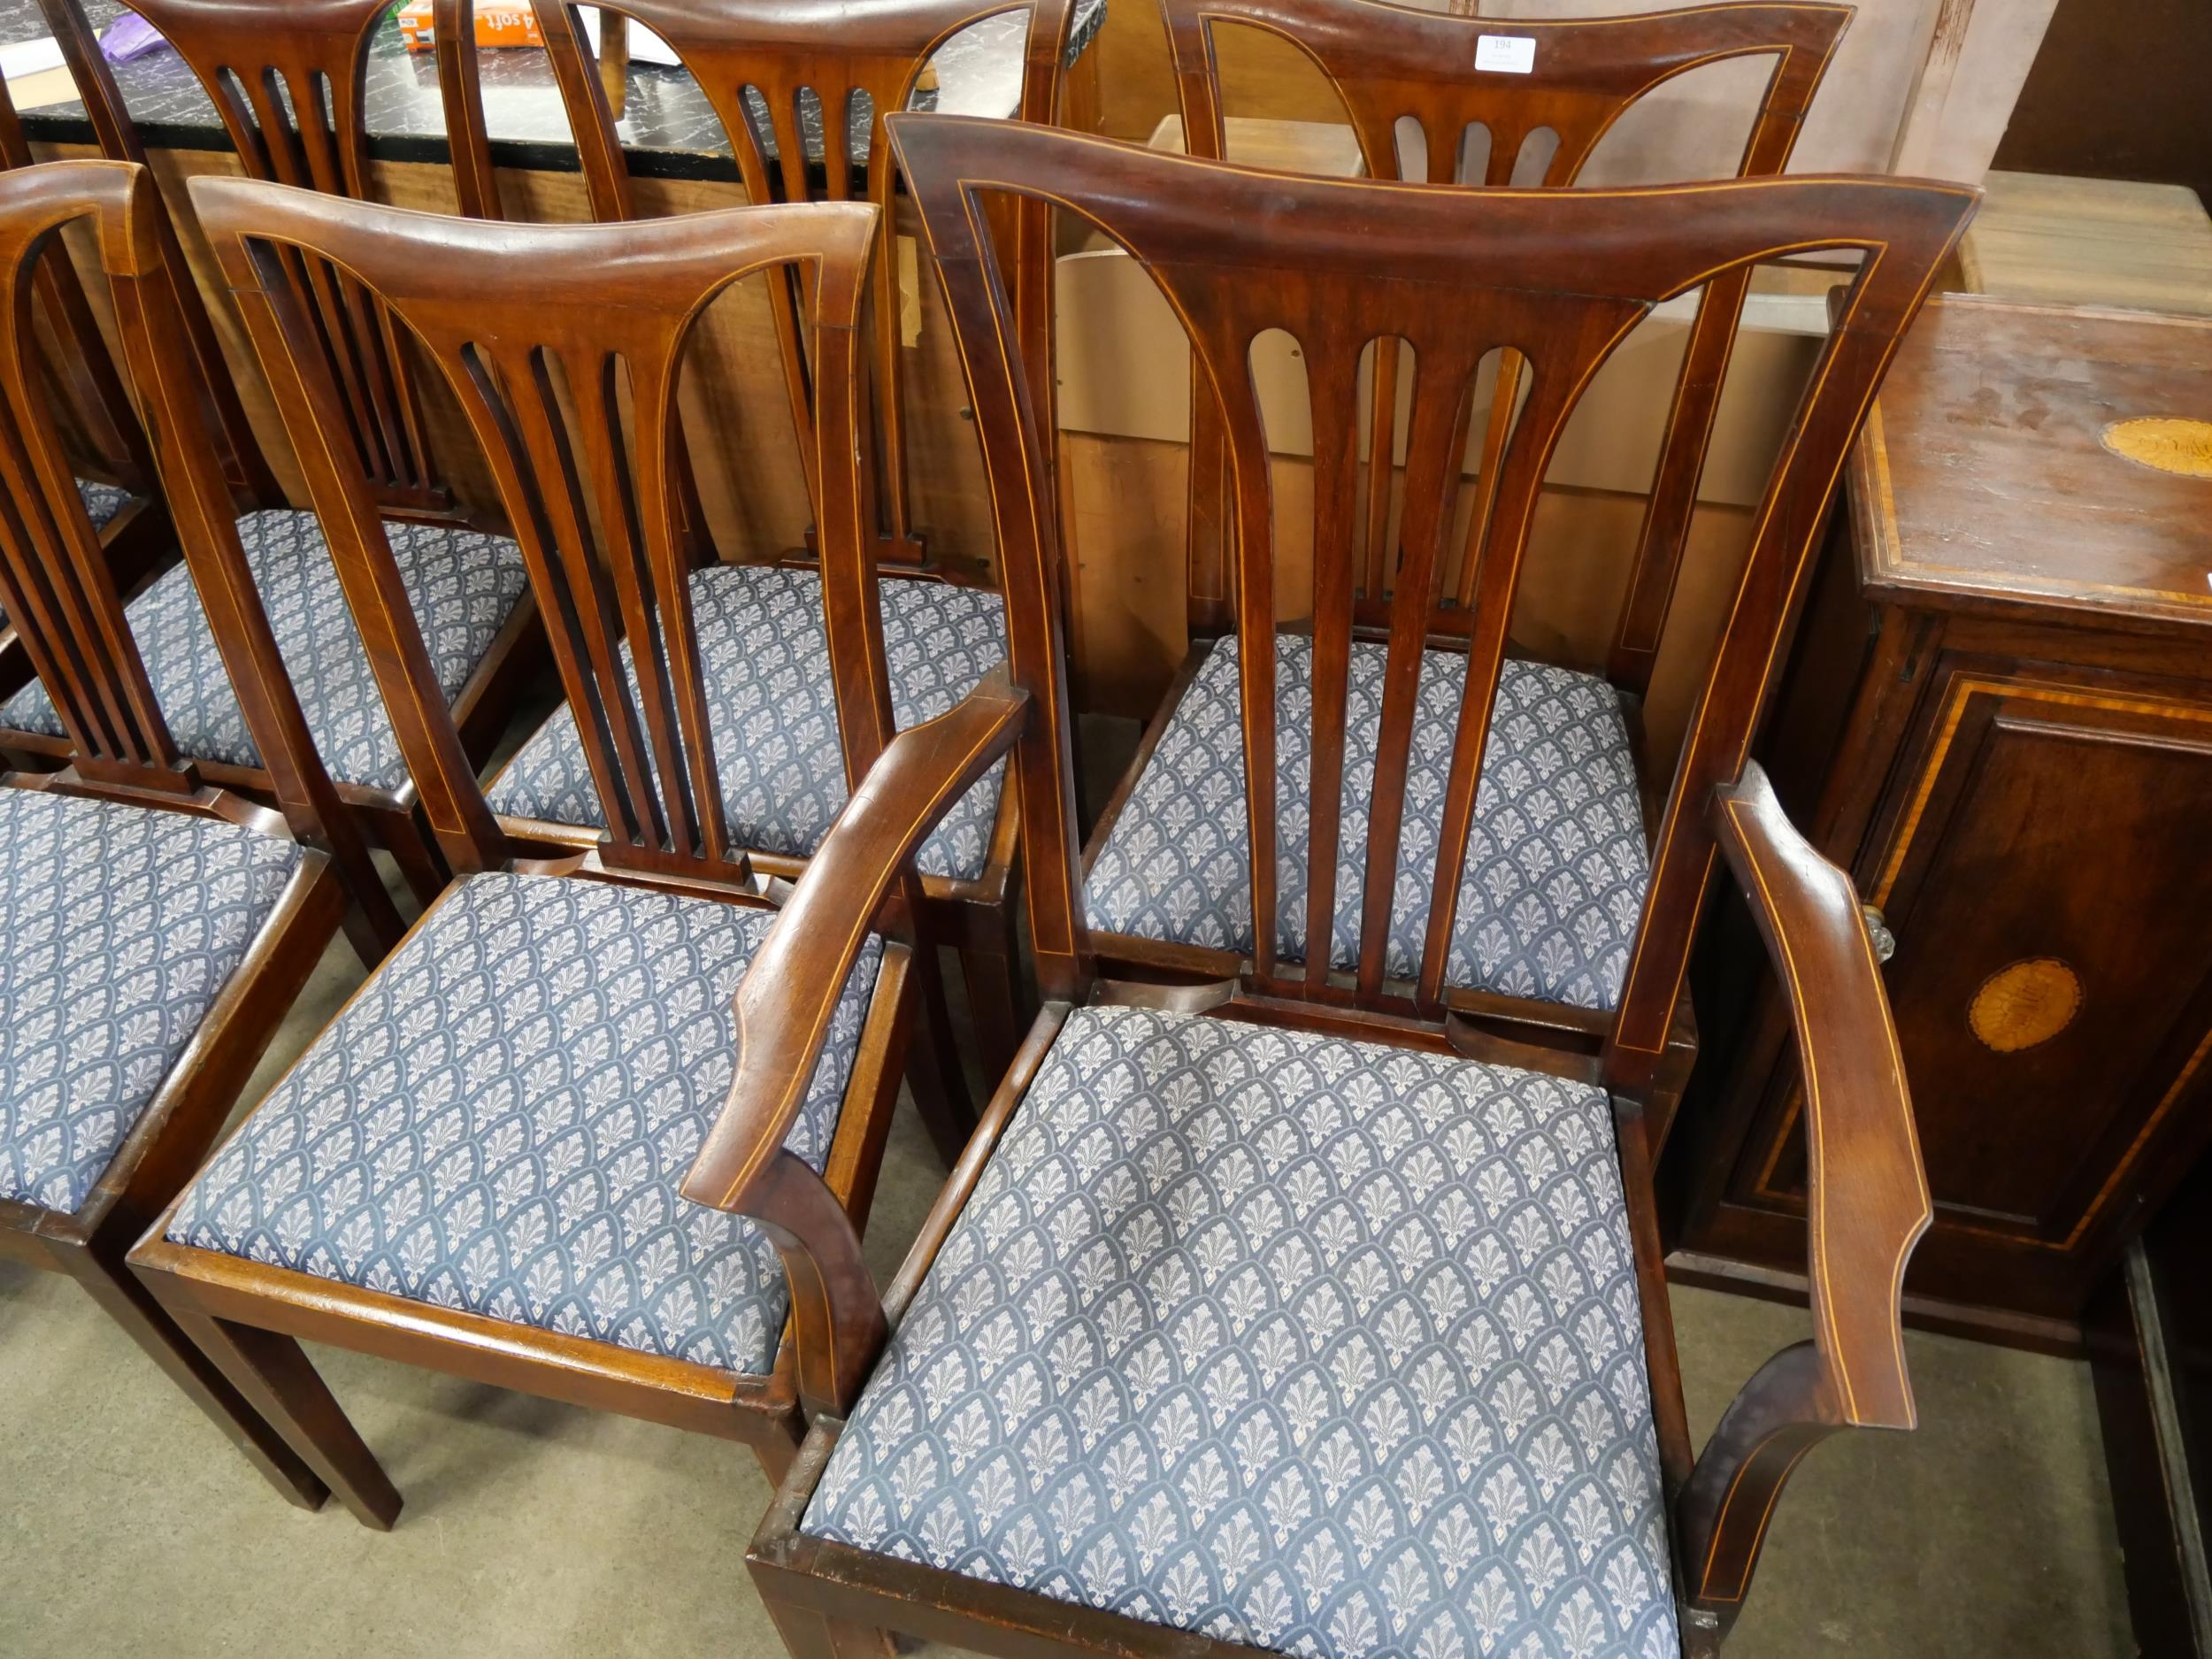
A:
[396, 2, 544, 52]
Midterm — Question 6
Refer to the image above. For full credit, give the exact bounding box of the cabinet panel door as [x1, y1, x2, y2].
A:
[1737, 660, 2212, 1316]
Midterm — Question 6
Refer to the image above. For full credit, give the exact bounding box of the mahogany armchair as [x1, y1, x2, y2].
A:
[471, 0, 1082, 1082]
[0, 158, 400, 1508]
[124, 175, 986, 1521]
[1108, 0, 1855, 1137]
[709, 116, 1973, 1655]
[16, 0, 549, 902]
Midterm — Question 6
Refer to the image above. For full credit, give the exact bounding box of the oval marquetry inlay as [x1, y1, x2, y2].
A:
[1969, 957, 2082, 1053]
[2101, 417, 2212, 480]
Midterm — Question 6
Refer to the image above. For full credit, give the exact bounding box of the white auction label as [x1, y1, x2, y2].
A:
[1474, 34, 1536, 73]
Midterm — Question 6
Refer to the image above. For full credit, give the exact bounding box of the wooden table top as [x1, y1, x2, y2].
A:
[1852, 294, 2212, 639]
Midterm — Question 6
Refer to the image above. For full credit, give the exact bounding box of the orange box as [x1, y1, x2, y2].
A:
[396, 1, 545, 51]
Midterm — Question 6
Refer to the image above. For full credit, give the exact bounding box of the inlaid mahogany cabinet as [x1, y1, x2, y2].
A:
[708, 115, 1974, 1657]
[124, 179, 958, 1519]
[1671, 296, 2212, 1353]
[0, 157, 398, 1506]
[1094, 0, 1854, 1130]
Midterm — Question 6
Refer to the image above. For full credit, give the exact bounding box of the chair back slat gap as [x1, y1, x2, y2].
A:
[528, 341, 702, 856]
[467, 335, 676, 854]
[596, 344, 739, 867]
[1608, 264, 1757, 689]
[1214, 332, 1278, 987]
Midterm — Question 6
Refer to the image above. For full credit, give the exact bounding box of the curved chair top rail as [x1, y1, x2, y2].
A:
[43, 0, 506, 216]
[536, 0, 1079, 215]
[192, 173, 891, 892]
[0, 159, 390, 917]
[887, 113, 1975, 1084]
[1163, 0, 1852, 186]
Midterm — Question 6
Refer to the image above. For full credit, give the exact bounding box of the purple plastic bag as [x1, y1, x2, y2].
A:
[99, 12, 169, 63]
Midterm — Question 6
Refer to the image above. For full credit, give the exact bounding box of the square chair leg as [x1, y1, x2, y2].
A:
[56, 1241, 330, 1512]
[158, 1298, 403, 1531]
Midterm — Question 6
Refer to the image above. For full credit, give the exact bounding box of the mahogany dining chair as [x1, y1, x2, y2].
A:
[18, 0, 549, 903]
[0, 157, 403, 1509]
[124, 174, 983, 1521]
[692, 114, 1974, 1657]
[1115, 0, 1855, 1142]
[508, 0, 1084, 1081]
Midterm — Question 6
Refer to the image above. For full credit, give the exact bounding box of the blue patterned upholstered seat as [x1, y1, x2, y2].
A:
[77, 478, 133, 530]
[167, 873, 883, 1376]
[0, 483, 134, 629]
[486, 565, 1009, 884]
[1085, 638, 1651, 1011]
[0, 508, 528, 795]
[0, 788, 303, 1214]
[803, 1004, 1679, 1659]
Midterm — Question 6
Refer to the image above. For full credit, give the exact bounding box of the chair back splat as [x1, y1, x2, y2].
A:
[534, 0, 1078, 558]
[190, 177, 888, 892]
[40, 0, 523, 513]
[1163, 0, 1851, 695]
[886, 115, 1974, 1095]
[0, 159, 396, 937]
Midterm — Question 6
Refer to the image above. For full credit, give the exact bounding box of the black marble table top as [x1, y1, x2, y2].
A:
[4, 0, 1103, 182]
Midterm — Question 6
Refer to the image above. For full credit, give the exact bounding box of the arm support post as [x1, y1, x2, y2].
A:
[680, 670, 1029, 1417]
[1677, 761, 1932, 1630]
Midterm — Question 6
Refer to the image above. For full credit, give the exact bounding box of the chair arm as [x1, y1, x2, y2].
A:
[1675, 760, 1932, 1632]
[680, 667, 1028, 1418]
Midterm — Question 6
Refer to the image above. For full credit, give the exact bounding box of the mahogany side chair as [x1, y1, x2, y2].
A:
[1108, 0, 1854, 1133]
[504, 0, 1079, 1079]
[0, 157, 406, 1509]
[16, 0, 548, 903]
[703, 116, 1976, 1656]
[125, 175, 979, 1523]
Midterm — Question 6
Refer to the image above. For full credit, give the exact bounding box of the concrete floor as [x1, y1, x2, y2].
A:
[0, 706, 2141, 1655]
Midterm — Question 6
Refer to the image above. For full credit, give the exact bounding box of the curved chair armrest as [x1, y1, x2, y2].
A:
[1676, 760, 1932, 1634]
[680, 667, 1029, 1417]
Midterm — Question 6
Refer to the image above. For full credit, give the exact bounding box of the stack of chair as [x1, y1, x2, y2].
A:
[0, 4, 1977, 1655]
